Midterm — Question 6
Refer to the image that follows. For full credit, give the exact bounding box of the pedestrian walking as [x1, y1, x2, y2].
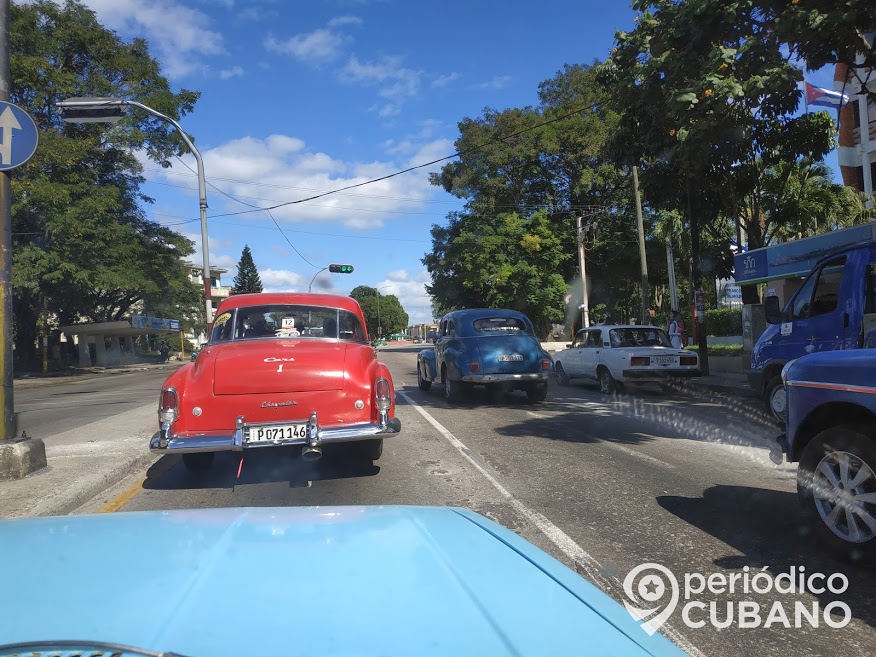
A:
[668, 311, 684, 349]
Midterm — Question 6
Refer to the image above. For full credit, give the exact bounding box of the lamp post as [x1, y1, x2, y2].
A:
[308, 267, 328, 293]
[56, 97, 214, 333]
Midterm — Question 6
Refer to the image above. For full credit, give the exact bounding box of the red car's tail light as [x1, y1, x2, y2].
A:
[680, 356, 698, 366]
[375, 377, 392, 411]
[630, 356, 650, 366]
[159, 387, 178, 423]
[541, 359, 551, 371]
[470, 362, 481, 372]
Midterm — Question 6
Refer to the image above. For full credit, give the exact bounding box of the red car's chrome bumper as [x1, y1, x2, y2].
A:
[150, 410, 401, 454]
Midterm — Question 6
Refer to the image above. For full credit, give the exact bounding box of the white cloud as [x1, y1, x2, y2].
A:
[340, 55, 422, 113]
[260, 268, 307, 293]
[161, 133, 451, 230]
[472, 75, 512, 90]
[432, 72, 460, 88]
[220, 65, 245, 80]
[264, 16, 361, 63]
[76, 0, 224, 78]
[327, 15, 363, 27]
[376, 270, 433, 325]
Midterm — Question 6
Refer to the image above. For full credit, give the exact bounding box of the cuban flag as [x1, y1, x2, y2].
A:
[804, 81, 849, 109]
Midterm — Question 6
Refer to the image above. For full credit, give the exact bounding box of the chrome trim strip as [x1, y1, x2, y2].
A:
[786, 380, 876, 395]
[149, 411, 401, 454]
[460, 372, 552, 383]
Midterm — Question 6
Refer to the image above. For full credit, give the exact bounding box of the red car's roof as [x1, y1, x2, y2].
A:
[215, 293, 363, 315]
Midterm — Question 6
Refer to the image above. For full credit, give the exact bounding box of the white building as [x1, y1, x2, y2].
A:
[836, 51, 876, 204]
[186, 262, 233, 346]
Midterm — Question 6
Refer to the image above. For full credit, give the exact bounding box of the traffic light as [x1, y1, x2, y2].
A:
[329, 264, 354, 273]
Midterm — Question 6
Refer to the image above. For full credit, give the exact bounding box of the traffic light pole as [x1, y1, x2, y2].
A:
[308, 267, 328, 293]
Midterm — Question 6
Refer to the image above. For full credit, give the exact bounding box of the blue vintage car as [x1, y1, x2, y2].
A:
[416, 308, 554, 403]
[772, 350, 876, 562]
[0, 506, 687, 657]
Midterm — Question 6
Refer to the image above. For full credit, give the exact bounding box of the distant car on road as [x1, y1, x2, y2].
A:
[190, 349, 199, 361]
[772, 351, 876, 562]
[150, 293, 401, 473]
[0, 506, 688, 657]
[417, 309, 553, 403]
[554, 325, 700, 394]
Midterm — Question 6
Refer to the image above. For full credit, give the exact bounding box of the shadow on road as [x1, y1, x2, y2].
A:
[658, 485, 876, 629]
[144, 447, 379, 491]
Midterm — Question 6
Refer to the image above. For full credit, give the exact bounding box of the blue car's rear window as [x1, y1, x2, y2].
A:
[472, 317, 530, 333]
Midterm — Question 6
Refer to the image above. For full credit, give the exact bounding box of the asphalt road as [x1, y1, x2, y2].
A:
[13, 368, 175, 438]
[103, 347, 874, 657]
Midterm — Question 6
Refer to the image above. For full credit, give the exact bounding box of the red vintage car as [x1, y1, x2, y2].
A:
[150, 293, 401, 472]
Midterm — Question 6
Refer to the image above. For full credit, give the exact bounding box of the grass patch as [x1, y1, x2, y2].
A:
[685, 344, 744, 357]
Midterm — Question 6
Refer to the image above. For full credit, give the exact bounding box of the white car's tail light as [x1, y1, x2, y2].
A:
[375, 378, 392, 411]
[680, 356, 698, 366]
[159, 387, 178, 423]
[630, 356, 650, 366]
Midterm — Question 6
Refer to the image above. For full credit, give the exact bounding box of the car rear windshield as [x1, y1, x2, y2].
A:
[609, 328, 672, 348]
[472, 317, 531, 334]
[210, 305, 367, 344]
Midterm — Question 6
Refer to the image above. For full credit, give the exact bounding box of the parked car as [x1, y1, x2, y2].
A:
[0, 506, 687, 657]
[554, 325, 700, 394]
[750, 240, 876, 423]
[150, 293, 401, 473]
[771, 351, 876, 562]
[417, 309, 553, 403]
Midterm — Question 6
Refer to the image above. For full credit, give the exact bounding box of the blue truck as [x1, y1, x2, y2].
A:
[748, 241, 876, 422]
[771, 351, 876, 563]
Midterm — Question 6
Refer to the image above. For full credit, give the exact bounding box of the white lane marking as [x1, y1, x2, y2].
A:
[396, 389, 704, 657]
[607, 443, 676, 470]
[525, 410, 546, 419]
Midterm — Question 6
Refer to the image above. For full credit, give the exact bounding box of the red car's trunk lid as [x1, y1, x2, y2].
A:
[212, 340, 347, 395]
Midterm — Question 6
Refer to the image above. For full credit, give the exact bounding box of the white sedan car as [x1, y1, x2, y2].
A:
[554, 325, 701, 393]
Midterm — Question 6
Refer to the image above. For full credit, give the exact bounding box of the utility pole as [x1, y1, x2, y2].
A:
[576, 215, 590, 329]
[686, 176, 709, 375]
[666, 234, 678, 312]
[0, 0, 13, 439]
[632, 165, 649, 324]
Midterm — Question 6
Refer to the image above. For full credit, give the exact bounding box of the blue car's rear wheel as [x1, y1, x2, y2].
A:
[443, 369, 463, 403]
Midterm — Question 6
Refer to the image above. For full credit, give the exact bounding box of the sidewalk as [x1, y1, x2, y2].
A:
[13, 361, 185, 389]
[0, 403, 158, 520]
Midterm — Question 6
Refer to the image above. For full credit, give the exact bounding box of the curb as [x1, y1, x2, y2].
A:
[40, 450, 159, 518]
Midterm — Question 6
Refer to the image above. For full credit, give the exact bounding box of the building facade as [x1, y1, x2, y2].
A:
[836, 52, 876, 203]
[186, 262, 233, 346]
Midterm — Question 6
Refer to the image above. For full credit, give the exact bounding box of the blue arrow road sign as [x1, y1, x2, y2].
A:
[0, 102, 39, 172]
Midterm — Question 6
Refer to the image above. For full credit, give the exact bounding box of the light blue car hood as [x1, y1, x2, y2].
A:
[0, 506, 686, 657]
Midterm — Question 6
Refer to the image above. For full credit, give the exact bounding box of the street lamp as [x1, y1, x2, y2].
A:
[376, 284, 391, 338]
[56, 97, 214, 332]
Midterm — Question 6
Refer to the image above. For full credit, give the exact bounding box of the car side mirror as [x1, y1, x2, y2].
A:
[764, 296, 782, 325]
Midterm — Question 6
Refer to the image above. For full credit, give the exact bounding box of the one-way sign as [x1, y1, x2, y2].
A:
[0, 101, 38, 171]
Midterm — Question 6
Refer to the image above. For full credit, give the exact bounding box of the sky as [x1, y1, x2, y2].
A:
[49, 0, 842, 326]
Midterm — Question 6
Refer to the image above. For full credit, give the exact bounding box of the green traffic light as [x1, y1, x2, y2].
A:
[329, 264, 354, 273]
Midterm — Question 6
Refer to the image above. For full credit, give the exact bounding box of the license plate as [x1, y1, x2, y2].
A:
[499, 354, 524, 362]
[248, 423, 308, 442]
[656, 356, 675, 365]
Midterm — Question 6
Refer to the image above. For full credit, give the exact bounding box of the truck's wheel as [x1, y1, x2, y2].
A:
[417, 363, 431, 391]
[555, 361, 570, 386]
[526, 382, 548, 403]
[766, 376, 787, 424]
[182, 452, 214, 473]
[798, 426, 876, 563]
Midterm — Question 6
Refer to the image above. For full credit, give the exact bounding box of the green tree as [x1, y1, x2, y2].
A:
[426, 64, 636, 337]
[349, 286, 409, 337]
[232, 245, 263, 294]
[10, 0, 201, 368]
